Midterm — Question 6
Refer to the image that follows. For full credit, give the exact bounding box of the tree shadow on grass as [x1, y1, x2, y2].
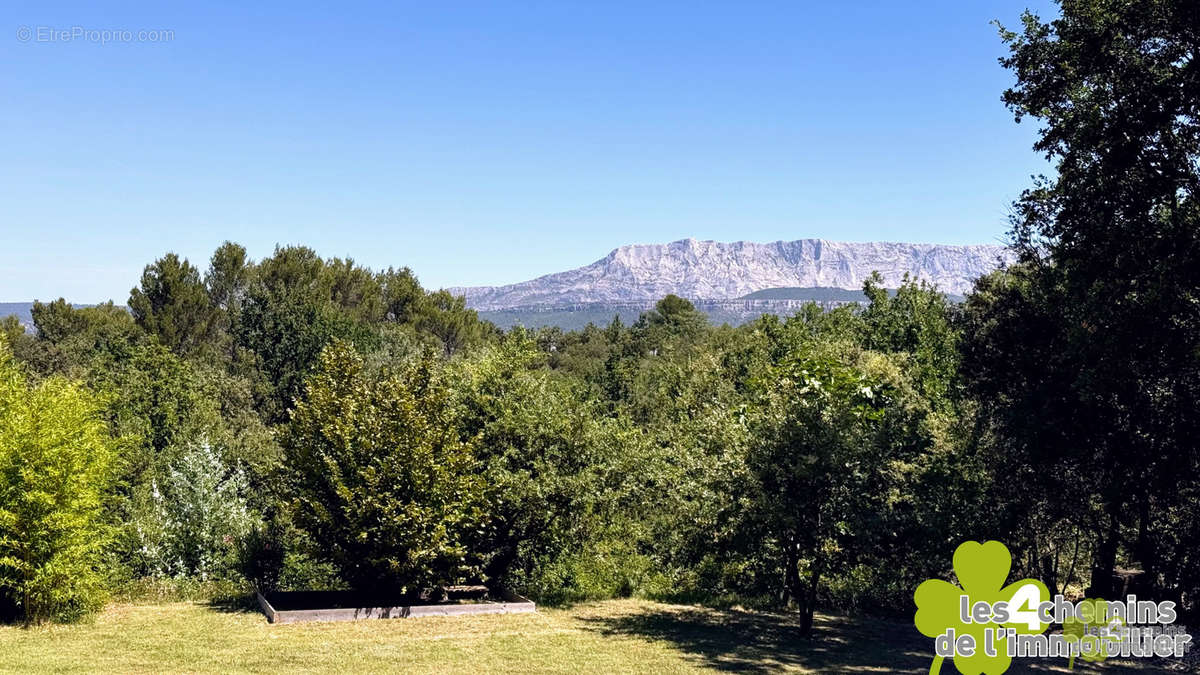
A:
[575, 603, 934, 673]
[574, 604, 1180, 674]
[204, 593, 260, 615]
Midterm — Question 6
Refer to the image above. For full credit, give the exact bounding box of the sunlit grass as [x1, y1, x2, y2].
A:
[0, 598, 1177, 673]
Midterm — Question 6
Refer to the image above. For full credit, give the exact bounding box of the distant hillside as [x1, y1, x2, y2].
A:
[737, 286, 963, 302]
[454, 238, 1010, 310]
[0, 302, 34, 331]
[0, 302, 114, 333]
[737, 287, 873, 301]
[478, 286, 903, 331]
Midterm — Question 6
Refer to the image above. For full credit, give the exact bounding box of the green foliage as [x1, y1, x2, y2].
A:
[204, 241, 253, 359]
[419, 289, 485, 357]
[129, 254, 218, 357]
[630, 294, 709, 355]
[27, 300, 141, 378]
[284, 341, 485, 591]
[240, 511, 343, 593]
[619, 334, 754, 596]
[205, 242, 252, 316]
[518, 535, 656, 606]
[449, 330, 612, 586]
[0, 318, 33, 364]
[982, 0, 1200, 602]
[379, 266, 425, 324]
[130, 442, 254, 581]
[0, 336, 115, 622]
[236, 246, 375, 421]
[860, 272, 960, 407]
[747, 335, 926, 632]
[325, 257, 385, 323]
[20, 215, 1191, 628]
[93, 342, 216, 487]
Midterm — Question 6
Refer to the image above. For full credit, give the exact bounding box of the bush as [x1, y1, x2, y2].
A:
[241, 512, 343, 592]
[448, 332, 611, 585]
[514, 535, 655, 606]
[128, 441, 254, 581]
[284, 341, 485, 592]
[0, 336, 116, 622]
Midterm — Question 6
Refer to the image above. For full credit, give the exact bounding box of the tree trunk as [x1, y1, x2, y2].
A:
[800, 566, 821, 636]
[1087, 512, 1120, 599]
[1131, 495, 1157, 597]
[784, 539, 803, 610]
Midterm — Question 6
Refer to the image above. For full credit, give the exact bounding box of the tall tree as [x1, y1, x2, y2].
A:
[236, 246, 370, 420]
[631, 294, 709, 355]
[205, 242, 252, 317]
[324, 258, 384, 323]
[419, 290, 484, 357]
[976, 0, 1200, 601]
[860, 273, 961, 407]
[129, 254, 217, 357]
[379, 266, 426, 324]
[449, 331, 609, 585]
[25, 301, 141, 378]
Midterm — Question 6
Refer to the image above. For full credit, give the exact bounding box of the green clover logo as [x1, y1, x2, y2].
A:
[914, 541, 1050, 675]
[1062, 597, 1124, 669]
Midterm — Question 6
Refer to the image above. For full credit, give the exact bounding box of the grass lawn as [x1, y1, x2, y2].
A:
[0, 598, 1185, 673]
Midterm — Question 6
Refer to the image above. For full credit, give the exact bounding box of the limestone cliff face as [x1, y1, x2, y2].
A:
[453, 238, 1013, 310]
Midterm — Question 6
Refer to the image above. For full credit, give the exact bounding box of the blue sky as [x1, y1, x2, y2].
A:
[1, 1, 1059, 303]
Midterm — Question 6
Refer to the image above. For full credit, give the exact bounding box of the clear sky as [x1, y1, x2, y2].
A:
[2, 1, 1059, 303]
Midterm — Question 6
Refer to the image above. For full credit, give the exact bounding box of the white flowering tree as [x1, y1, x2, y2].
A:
[138, 441, 254, 580]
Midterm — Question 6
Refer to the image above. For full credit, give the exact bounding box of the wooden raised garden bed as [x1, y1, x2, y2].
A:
[256, 586, 536, 624]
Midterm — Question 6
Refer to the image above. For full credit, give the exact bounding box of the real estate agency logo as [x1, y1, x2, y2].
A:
[914, 540, 1193, 674]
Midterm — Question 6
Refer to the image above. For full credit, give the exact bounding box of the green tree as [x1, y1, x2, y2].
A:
[0, 335, 115, 622]
[380, 266, 426, 324]
[129, 253, 218, 357]
[860, 273, 960, 407]
[630, 294, 709, 355]
[324, 257, 384, 323]
[418, 290, 484, 357]
[93, 342, 216, 487]
[622, 332, 755, 598]
[983, 0, 1200, 600]
[205, 241, 252, 318]
[0, 317, 35, 367]
[748, 337, 923, 634]
[27, 300, 141, 378]
[237, 246, 374, 421]
[449, 331, 609, 586]
[284, 341, 484, 592]
[204, 241, 253, 361]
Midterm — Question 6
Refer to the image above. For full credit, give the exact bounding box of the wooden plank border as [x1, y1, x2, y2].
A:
[255, 590, 535, 624]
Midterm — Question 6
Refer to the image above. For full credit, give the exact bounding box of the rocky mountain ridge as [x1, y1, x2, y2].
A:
[454, 238, 1012, 311]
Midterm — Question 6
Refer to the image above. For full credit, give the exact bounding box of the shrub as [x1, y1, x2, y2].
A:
[0, 336, 116, 622]
[241, 511, 342, 592]
[284, 341, 485, 592]
[448, 332, 611, 585]
[130, 441, 254, 581]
